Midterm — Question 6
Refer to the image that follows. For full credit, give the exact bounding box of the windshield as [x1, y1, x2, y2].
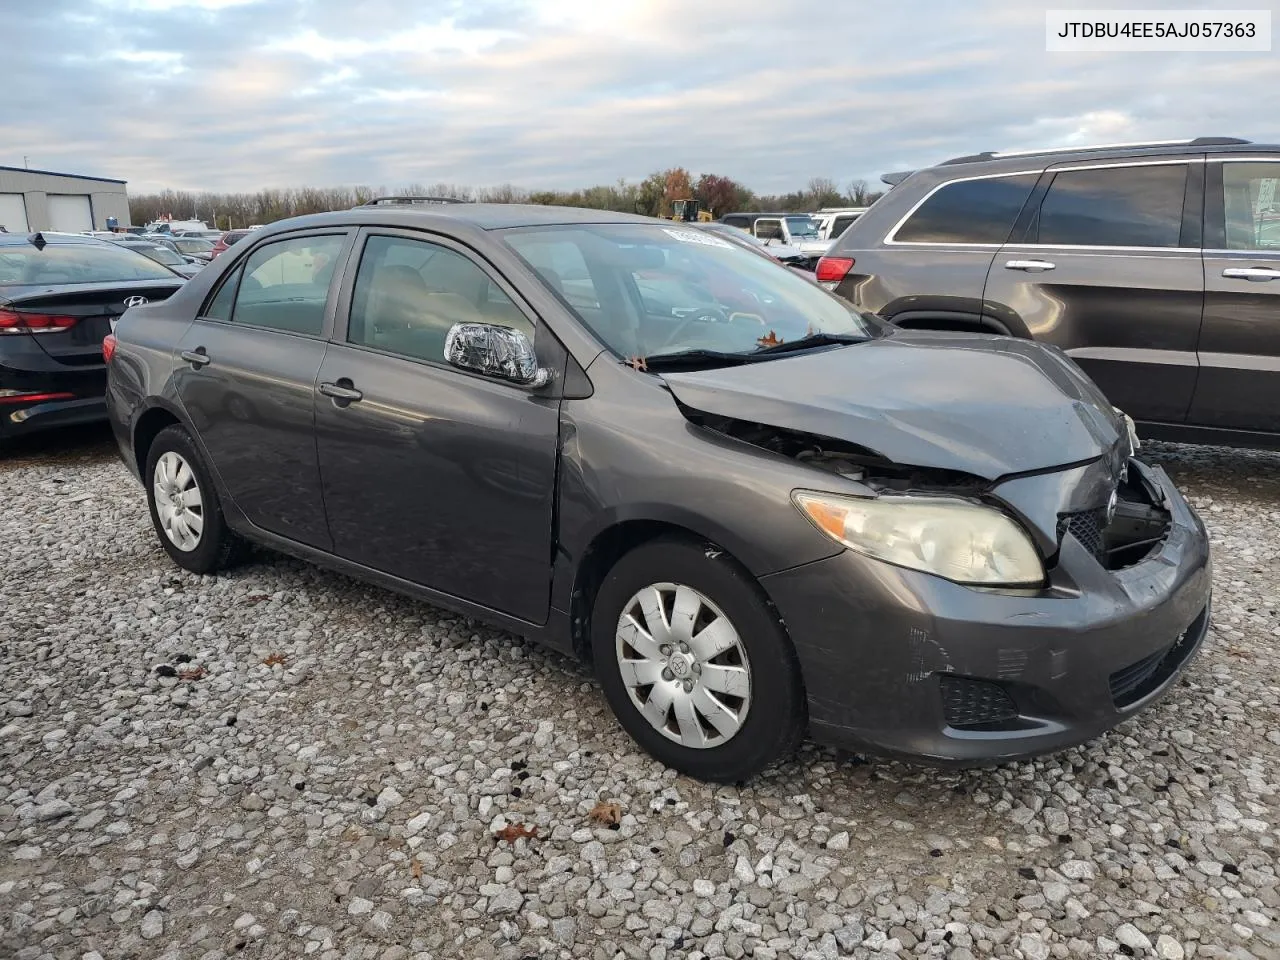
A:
[0, 242, 178, 285]
[785, 216, 820, 240]
[130, 244, 185, 266]
[703, 224, 766, 248]
[174, 239, 213, 254]
[503, 223, 876, 362]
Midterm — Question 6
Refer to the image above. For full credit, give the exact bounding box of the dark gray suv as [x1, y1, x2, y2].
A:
[819, 137, 1280, 449]
[105, 204, 1211, 781]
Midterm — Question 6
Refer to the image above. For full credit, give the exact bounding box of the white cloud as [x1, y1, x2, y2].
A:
[268, 21, 515, 61]
[1, 0, 1276, 194]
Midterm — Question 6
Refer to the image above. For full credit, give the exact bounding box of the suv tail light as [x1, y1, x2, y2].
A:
[815, 257, 855, 285]
[0, 309, 80, 334]
[103, 333, 118, 363]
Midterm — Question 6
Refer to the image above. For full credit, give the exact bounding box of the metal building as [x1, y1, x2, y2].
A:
[0, 165, 131, 234]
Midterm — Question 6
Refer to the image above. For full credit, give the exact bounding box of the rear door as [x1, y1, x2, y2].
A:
[1190, 158, 1280, 433]
[985, 159, 1204, 423]
[173, 230, 351, 550]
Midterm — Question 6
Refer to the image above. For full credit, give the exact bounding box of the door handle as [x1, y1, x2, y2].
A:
[318, 380, 363, 403]
[1005, 259, 1056, 272]
[180, 348, 211, 368]
[1222, 266, 1280, 282]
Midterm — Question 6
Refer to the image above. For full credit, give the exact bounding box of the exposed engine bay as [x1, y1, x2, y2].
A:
[681, 405, 1172, 572]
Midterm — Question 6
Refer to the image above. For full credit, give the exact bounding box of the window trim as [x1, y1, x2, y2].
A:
[1024, 159, 1198, 252]
[884, 169, 1044, 247]
[193, 230, 353, 339]
[330, 226, 544, 379]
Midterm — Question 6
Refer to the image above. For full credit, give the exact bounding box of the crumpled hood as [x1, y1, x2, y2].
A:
[660, 330, 1126, 481]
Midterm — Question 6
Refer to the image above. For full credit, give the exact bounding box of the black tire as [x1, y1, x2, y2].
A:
[143, 424, 246, 575]
[591, 537, 806, 782]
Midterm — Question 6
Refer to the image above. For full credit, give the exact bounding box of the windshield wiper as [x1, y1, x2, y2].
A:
[634, 349, 754, 371]
[752, 332, 867, 356]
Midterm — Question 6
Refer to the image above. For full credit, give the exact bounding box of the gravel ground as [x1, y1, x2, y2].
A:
[1, 425, 1278, 960]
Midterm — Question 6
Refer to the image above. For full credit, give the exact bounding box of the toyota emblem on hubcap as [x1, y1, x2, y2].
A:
[124, 296, 150, 308]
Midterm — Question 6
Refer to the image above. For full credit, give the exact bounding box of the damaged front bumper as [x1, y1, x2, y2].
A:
[761, 460, 1213, 764]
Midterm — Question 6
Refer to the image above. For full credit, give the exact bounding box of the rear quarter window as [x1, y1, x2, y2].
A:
[892, 174, 1039, 244]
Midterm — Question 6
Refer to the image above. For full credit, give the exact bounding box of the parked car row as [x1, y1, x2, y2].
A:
[712, 207, 869, 269]
[817, 136, 1280, 449]
[99, 198, 1212, 782]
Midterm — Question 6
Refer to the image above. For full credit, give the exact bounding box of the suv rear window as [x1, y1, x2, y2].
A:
[1036, 164, 1187, 248]
[893, 174, 1038, 244]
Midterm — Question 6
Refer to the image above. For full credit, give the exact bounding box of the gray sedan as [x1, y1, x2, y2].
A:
[104, 204, 1211, 781]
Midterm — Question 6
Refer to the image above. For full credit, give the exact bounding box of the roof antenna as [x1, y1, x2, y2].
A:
[28, 232, 47, 250]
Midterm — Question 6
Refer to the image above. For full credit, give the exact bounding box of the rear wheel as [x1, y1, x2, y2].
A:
[144, 424, 245, 574]
[591, 538, 805, 782]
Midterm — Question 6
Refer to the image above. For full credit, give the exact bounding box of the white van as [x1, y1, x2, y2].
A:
[145, 219, 209, 235]
[812, 208, 868, 241]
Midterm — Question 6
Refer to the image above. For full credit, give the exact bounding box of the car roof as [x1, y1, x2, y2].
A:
[720, 212, 814, 219]
[0, 232, 109, 247]
[930, 137, 1279, 172]
[260, 204, 659, 234]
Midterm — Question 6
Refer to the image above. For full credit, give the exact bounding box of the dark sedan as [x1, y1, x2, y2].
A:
[105, 205, 1211, 782]
[107, 238, 204, 278]
[1, 233, 183, 442]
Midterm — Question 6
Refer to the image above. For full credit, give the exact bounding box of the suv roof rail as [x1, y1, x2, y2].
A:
[880, 171, 914, 187]
[940, 137, 1252, 165]
[354, 195, 468, 207]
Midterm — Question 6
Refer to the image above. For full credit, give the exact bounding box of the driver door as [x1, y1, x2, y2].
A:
[313, 229, 564, 623]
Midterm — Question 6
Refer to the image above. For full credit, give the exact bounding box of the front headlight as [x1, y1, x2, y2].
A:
[793, 491, 1045, 586]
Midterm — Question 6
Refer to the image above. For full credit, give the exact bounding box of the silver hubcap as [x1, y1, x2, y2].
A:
[153, 451, 204, 552]
[615, 582, 751, 749]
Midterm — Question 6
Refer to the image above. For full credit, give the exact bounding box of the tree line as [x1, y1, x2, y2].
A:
[128, 169, 884, 230]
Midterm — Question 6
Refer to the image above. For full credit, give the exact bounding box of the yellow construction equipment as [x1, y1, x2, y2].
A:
[668, 199, 713, 222]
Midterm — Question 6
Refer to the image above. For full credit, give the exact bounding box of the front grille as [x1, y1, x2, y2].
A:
[940, 675, 1019, 729]
[1057, 507, 1108, 563]
[1109, 608, 1207, 708]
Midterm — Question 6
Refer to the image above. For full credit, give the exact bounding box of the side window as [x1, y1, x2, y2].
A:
[201, 265, 241, 321]
[832, 214, 859, 237]
[1037, 165, 1187, 248]
[231, 235, 346, 336]
[754, 219, 784, 240]
[348, 235, 535, 364]
[509, 236, 599, 312]
[1222, 162, 1280, 250]
[894, 174, 1038, 244]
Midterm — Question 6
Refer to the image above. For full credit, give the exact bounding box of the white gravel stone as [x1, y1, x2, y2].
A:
[139, 910, 164, 940]
[1019, 933, 1050, 960]
[1115, 923, 1152, 952]
[0, 434, 1276, 960]
[825, 831, 849, 850]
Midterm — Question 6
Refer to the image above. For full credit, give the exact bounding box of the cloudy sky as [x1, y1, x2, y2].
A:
[4, 0, 1278, 195]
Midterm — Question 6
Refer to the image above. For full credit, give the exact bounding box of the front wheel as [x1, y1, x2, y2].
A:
[144, 424, 245, 574]
[591, 539, 805, 782]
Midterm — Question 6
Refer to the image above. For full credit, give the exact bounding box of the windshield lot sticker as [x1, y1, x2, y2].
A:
[663, 228, 732, 248]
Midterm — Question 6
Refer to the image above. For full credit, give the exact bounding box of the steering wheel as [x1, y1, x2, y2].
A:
[658, 305, 740, 350]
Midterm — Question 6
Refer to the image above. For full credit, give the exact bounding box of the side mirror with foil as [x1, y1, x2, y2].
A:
[444, 322, 551, 387]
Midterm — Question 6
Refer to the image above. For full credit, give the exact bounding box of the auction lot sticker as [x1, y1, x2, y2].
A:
[663, 228, 732, 248]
